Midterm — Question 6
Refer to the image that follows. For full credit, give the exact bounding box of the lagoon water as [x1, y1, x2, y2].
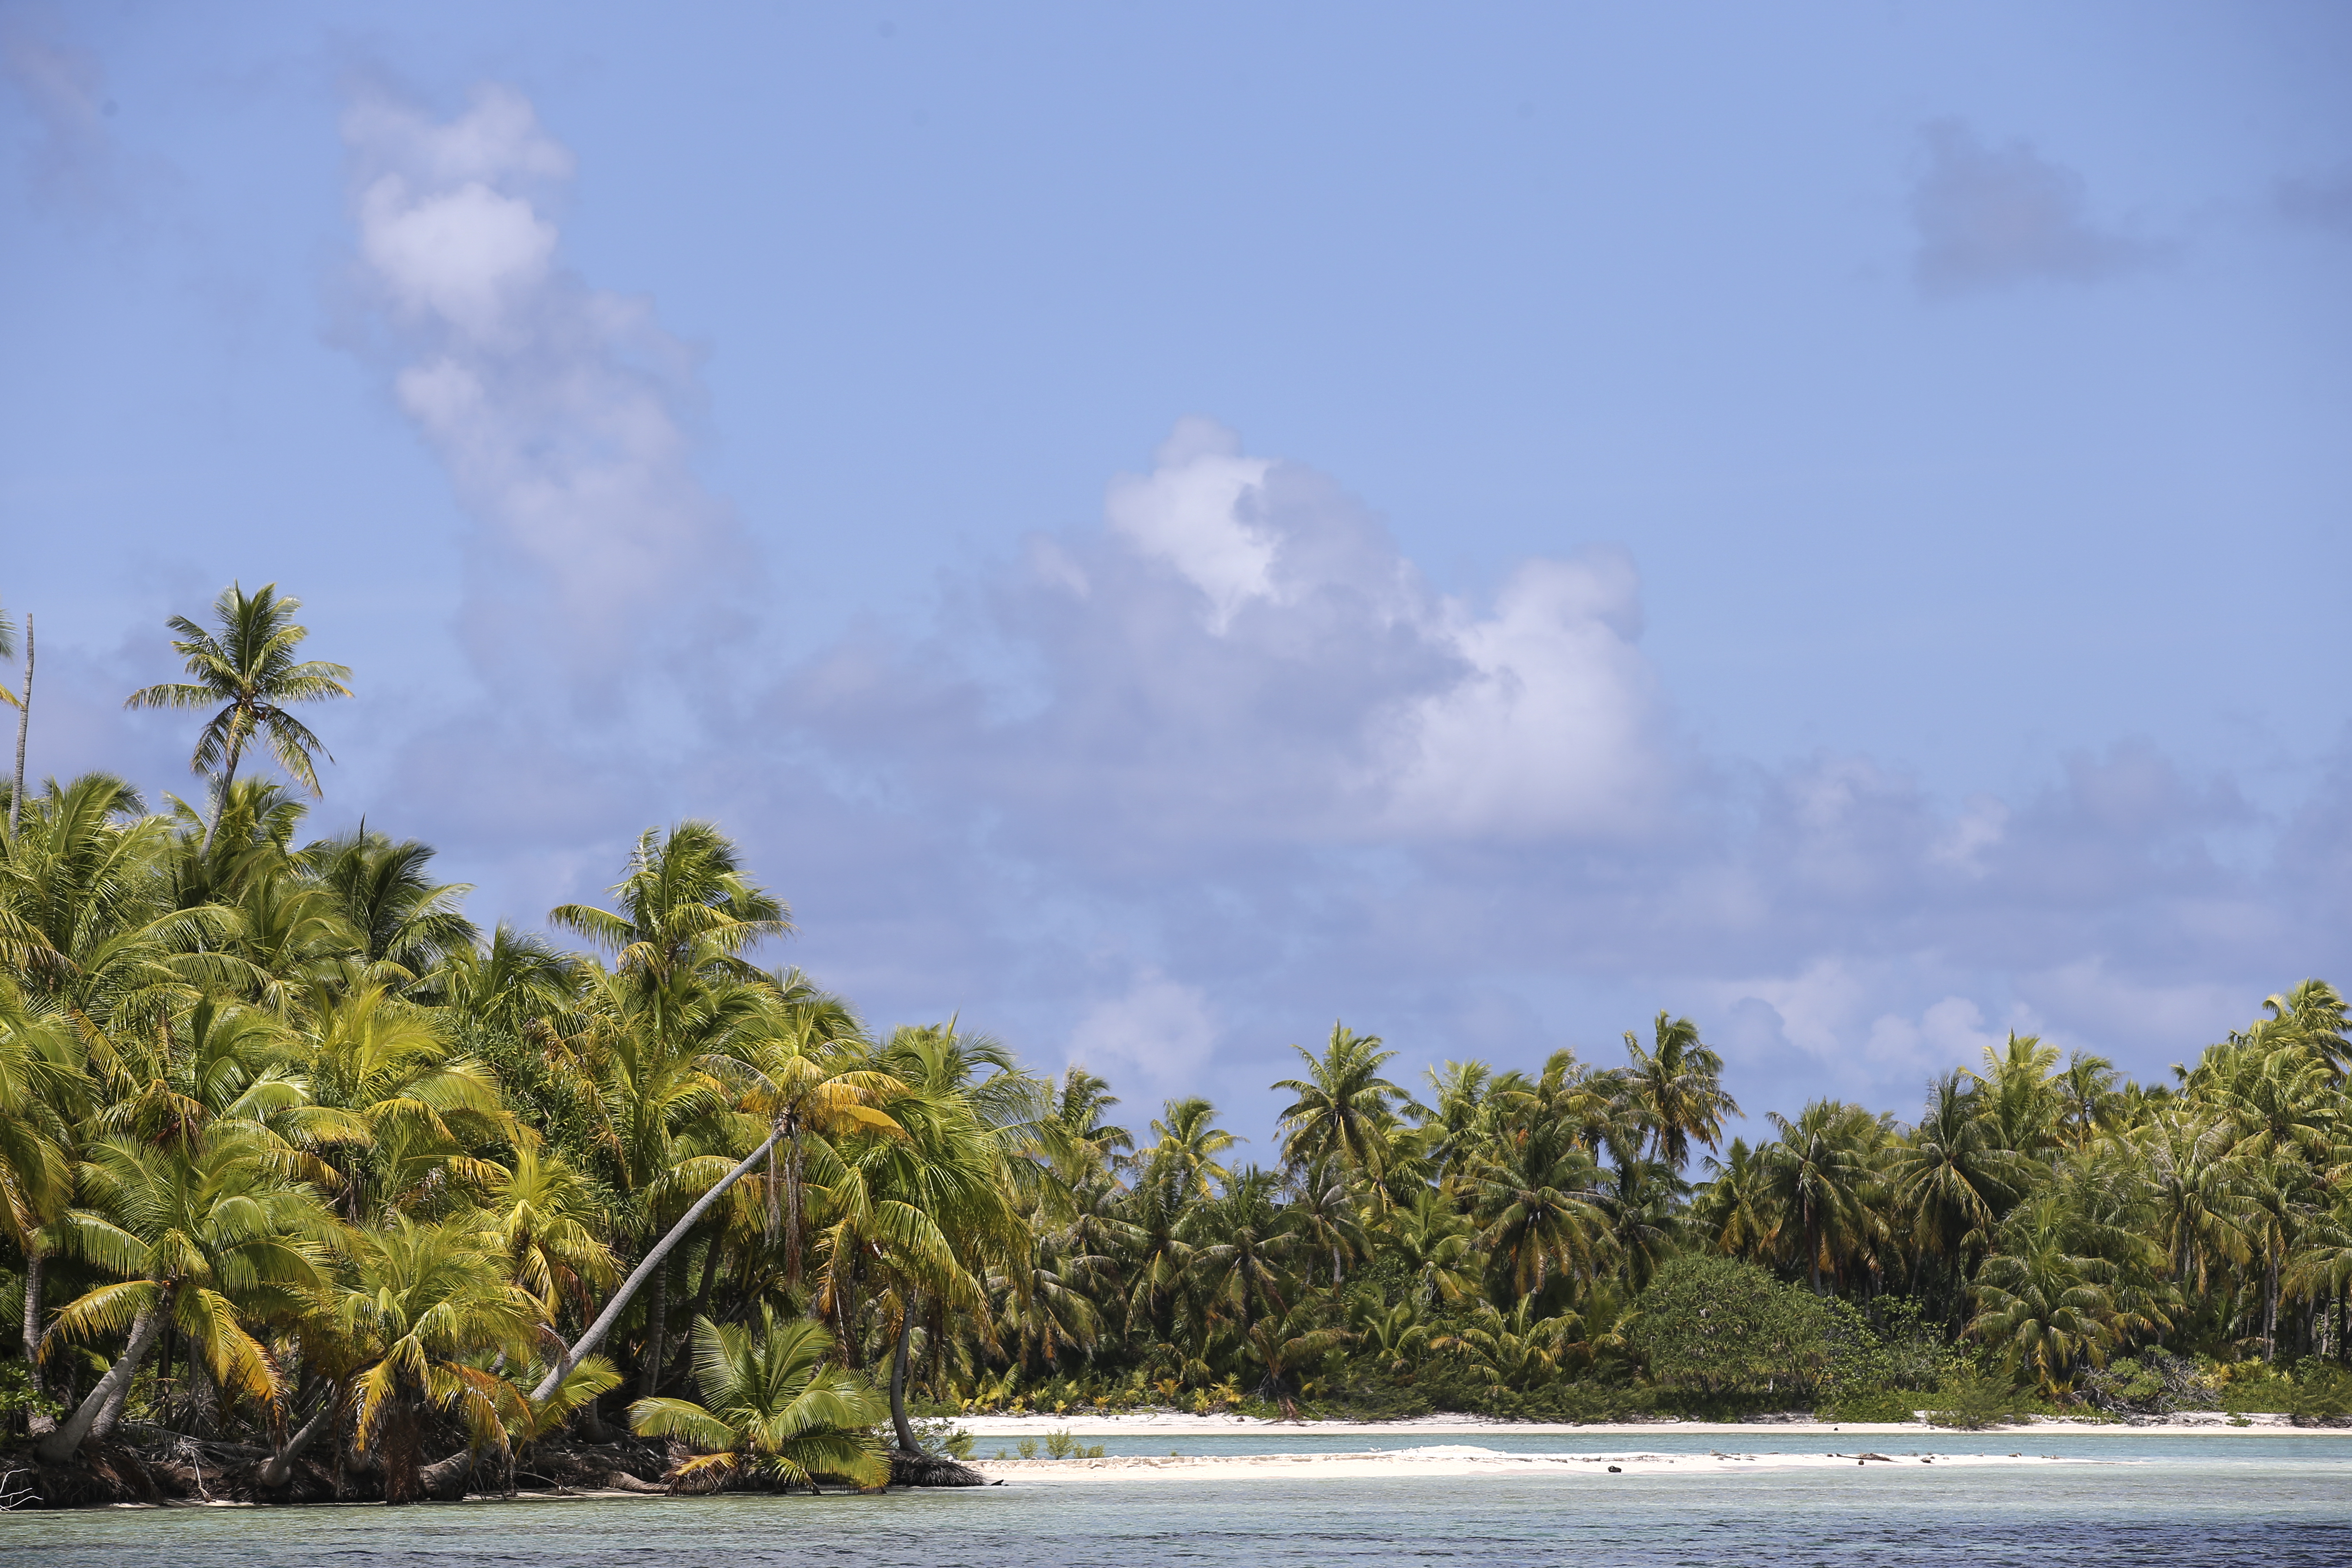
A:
[7, 1435, 2349, 1567]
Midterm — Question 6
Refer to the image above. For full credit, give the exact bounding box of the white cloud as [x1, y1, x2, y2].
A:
[1381, 551, 1663, 838]
[1105, 418, 1278, 632]
[1066, 968, 1220, 1092]
[341, 83, 747, 686]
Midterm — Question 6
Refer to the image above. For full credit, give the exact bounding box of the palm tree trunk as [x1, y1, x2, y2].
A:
[785, 1136, 805, 1288]
[197, 735, 242, 857]
[20, 1245, 51, 1435]
[37, 1302, 167, 1464]
[2264, 1254, 2280, 1362]
[259, 1401, 338, 1489]
[889, 1304, 921, 1455]
[531, 1126, 783, 1402]
[8, 614, 29, 837]
[638, 1260, 670, 1399]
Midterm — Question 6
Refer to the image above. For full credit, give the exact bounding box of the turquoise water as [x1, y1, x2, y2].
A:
[6, 1437, 2348, 1566]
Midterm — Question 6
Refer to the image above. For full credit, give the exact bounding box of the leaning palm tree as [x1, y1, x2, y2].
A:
[628, 1310, 889, 1491]
[123, 583, 353, 854]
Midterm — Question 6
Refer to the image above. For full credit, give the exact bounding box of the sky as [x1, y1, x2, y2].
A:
[3, 1, 2350, 1149]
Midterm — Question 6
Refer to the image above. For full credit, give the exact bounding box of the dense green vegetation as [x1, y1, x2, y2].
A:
[4, 585, 2352, 1500]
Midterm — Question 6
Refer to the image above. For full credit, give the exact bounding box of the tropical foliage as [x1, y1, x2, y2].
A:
[6, 584, 2352, 1503]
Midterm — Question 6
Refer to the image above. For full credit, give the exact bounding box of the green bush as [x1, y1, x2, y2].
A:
[1817, 1389, 1919, 1423]
[1924, 1367, 2029, 1429]
[1626, 1256, 1834, 1398]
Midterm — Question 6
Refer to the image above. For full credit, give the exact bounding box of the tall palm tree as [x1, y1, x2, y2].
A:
[628, 1310, 889, 1491]
[1470, 1118, 1614, 1308]
[1139, 1096, 1237, 1207]
[1621, 1012, 1740, 1172]
[2, 602, 28, 839]
[705, 1007, 901, 1288]
[1761, 1100, 1886, 1294]
[1273, 1022, 1412, 1187]
[304, 828, 479, 987]
[122, 584, 353, 854]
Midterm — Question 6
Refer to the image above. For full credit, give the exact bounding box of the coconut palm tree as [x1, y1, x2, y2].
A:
[1471, 1117, 1614, 1308]
[628, 1310, 889, 1491]
[330, 1216, 545, 1503]
[1887, 1071, 2034, 1306]
[1273, 1022, 1413, 1188]
[37, 1124, 331, 1463]
[2, 603, 28, 839]
[1968, 1194, 2124, 1396]
[1139, 1096, 1237, 1207]
[122, 584, 353, 854]
[1621, 1012, 1740, 1172]
[304, 828, 479, 987]
[705, 1007, 902, 1288]
[1761, 1100, 1887, 1294]
[0, 985, 80, 1424]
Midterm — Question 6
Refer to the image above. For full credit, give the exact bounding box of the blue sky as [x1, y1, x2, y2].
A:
[4, 2, 2350, 1145]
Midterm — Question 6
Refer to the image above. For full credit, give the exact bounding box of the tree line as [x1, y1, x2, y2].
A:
[3, 584, 2350, 1500]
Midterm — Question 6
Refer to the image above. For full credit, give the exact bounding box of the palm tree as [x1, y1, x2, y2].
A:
[3, 602, 29, 839]
[1470, 1118, 1614, 1308]
[1235, 1297, 1351, 1418]
[1139, 1096, 1237, 1207]
[1968, 1195, 2124, 1397]
[38, 1125, 330, 1463]
[628, 1310, 890, 1491]
[463, 1140, 620, 1315]
[0, 986, 80, 1425]
[1622, 1012, 1740, 1172]
[706, 1007, 902, 1288]
[1761, 1100, 1886, 1294]
[1273, 1022, 1412, 1188]
[304, 828, 479, 987]
[331, 1216, 546, 1503]
[1886, 1071, 2034, 1309]
[123, 584, 353, 854]
[1692, 1137, 1778, 1263]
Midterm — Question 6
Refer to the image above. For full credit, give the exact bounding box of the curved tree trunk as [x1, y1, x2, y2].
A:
[531, 1126, 783, 1402]
[258, 1401, 339, 1489]
[37, 1302, 166, 1464]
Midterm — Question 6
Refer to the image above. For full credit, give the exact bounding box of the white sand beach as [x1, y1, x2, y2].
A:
[951, 1409, 2311, 1441]
[970, 1445, 2089, 1484]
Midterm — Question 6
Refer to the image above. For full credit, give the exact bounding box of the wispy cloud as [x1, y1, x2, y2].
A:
[1909, 120, 2165, 297]
[341, 83, 753, 698]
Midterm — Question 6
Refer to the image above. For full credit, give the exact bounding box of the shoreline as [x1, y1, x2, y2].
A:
[949, 1410, 2325, 1439]
[969, 1447, 2087, 1483]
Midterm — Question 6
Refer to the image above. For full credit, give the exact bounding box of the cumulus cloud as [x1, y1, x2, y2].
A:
[783, 418, 1671, 863]
[1909, 120, 2164, 296]
[307, 87, 2334, 1136]
[341, 84, 750, 692]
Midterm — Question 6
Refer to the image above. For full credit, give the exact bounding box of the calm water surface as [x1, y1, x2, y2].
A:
[6, 1436, 2348, 1567]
